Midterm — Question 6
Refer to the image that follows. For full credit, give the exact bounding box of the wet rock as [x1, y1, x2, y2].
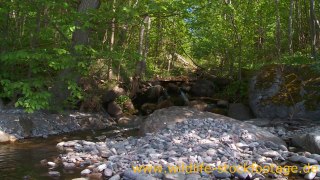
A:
[102, 86, 125, 103]
[228, 103, 254, 120]
[190, 80, 215, 97]
[107, 101, 123, 118]
[48, 171, 60, 177]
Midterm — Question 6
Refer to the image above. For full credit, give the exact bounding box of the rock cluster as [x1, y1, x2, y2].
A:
[51, 109, 320, 179]
[0, 109, 114, 142]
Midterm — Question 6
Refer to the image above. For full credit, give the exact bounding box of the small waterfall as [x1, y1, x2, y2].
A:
[180, 89, 189, 105]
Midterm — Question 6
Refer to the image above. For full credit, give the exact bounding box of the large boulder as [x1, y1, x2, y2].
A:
[140, 106, 286, 146]
[102, 86, 125, 103]
[292, 130, 320, 154]
[249, 65, 320, 120]
[107, 101, 123, 118]
[228, 103, 254, 120]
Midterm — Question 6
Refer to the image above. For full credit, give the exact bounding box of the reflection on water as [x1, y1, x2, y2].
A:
[0, 128, 139, 180]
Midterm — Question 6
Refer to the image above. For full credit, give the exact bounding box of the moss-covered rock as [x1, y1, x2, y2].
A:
[249, 64, 320, 120]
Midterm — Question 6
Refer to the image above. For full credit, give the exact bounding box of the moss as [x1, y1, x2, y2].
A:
[258, 64, 320, 110]
[255, 65, 278, 90]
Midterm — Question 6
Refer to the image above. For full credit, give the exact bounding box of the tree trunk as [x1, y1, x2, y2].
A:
[72, 0, 100, 47]
[309, 0, 317, 59]
[107, 0, 116, 80]
[288, 0, 294, 54]
[51, 0, 100, 110]
[275, 0, 281, 59]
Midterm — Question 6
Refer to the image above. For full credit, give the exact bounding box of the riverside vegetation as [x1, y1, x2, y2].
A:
[0, 0, 320, 180]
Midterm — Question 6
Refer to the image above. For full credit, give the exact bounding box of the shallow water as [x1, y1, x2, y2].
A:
[0, 127, 139, 180]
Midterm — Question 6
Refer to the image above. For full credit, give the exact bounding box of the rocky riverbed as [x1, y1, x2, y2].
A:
[0, 109, 115, 142]
[48, 107, 320, 180]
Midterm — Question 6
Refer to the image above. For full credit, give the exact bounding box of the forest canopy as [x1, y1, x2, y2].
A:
[0, 0, 319, 112]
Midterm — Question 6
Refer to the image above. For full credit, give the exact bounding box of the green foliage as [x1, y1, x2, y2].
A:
[221, 80, 249, 103]
[115, 95, 130, 106]
[0, 0, 318, 112]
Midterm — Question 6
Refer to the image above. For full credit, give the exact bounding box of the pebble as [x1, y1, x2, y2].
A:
[212, 170, 231, 179]
[163, 173, 186, 180]
[97, 163, 107, 171]
[48, 171, 60, 177]
[299, 157, 318, 165]
[103, 168, 113, 177]
[80, 169, 91, 176]
[305, 172, 317, 180]
[47, 161, 56, 167]
[54, 117, 320, 180]
[109, 174, 120, 180]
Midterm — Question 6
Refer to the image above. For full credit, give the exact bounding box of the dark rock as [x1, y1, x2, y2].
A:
[212, 170, 231, 179]
[107, 102, 123, 118]
[145, 85, 165, 102]
[217, 100, 229, 108]
[123, 100, 136, 113]
[167, 83, 181, 95]
[118, 116, 142, 127]
[48, 171, 60, 177]
[103, 86, 125, 103]
[141, 103, 157, 115]
[157, 99, 174, 110]
[190, 80, 215, 97]
[0, 99, 3, 109]
[228, 103, 254, 120]
[249, 64, 320, 120]
[292, 130, 320, 154]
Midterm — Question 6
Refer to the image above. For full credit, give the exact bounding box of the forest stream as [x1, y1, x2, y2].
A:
[0, 128, 139, 180]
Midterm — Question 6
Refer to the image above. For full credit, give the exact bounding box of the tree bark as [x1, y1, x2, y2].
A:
[288, 0, 294, 54]
[51, 0, 100, 110]
[309, 0, 317, 59]
[275, 0, 281, 59]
